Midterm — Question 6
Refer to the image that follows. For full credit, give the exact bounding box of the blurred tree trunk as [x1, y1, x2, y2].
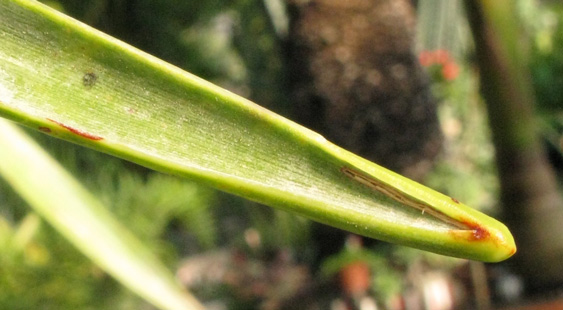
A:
[286, 0, 442, 180]
[465, 0, 563, 291]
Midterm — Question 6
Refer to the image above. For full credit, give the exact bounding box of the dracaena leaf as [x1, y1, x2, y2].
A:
[0, 0, 516, 262]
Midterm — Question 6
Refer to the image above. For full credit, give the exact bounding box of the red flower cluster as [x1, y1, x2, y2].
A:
[419, 49, 460, 81]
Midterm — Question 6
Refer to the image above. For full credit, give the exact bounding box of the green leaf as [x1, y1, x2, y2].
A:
[0, 120, 204, 309]
[0, 0, 516, 262]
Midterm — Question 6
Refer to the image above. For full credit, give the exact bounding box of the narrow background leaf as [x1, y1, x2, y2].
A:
[0, 119, 204, 310]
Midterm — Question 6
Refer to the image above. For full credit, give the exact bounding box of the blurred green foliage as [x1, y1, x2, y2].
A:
[527, 3, 563, 112]
[527, 2, 563, 167]
[0, 131, 219, 309]
[424, 66, 499, 214]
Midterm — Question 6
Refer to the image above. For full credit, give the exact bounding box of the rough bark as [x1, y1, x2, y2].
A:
[287, 0, 442, 180]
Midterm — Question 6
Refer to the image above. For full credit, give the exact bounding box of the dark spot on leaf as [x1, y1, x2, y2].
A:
[83, 72, 97, 88]
[38, 126, 51, 133]
[451, 197, 460, 204]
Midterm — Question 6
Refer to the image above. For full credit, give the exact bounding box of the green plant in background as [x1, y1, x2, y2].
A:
[465, 0, 563, 290]
[424, 59, 500, 214]
[527, 3, 563, 165]
[0, 0, 520, 309]
[0, 121, 208, 309]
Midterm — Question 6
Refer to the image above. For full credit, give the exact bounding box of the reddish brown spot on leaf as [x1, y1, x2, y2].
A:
[47, 118, 103, 141]
[460, 218, 490, 241]
[470, 225, 490, 241]
[38, 126, 51, 133]
[451, 197, 460, 204]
